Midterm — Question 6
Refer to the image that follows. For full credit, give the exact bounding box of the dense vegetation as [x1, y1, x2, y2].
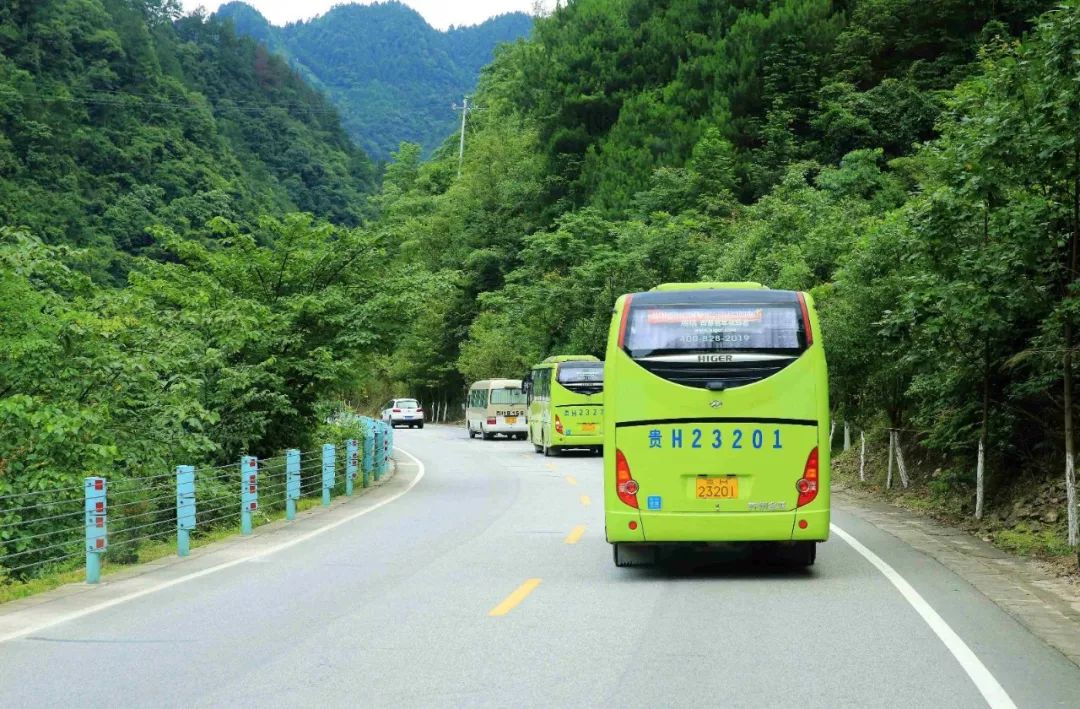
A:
[0, 0, 395, 580]
[0, 0, 376, 281]
[371, 0, 1080, 544]
[216, 1, 534, 159]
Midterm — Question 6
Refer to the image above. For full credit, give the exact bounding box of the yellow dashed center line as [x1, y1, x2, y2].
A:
[488, 579, 542, 617]
[565, 525, 586, 544]
[565, 475, 578, 486]
[545, 463, 557, 471]
[580, 494, 591, 506]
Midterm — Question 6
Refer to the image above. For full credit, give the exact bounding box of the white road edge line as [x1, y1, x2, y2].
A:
[0, 447, 427, 645]
[831, 523, 1017, 709]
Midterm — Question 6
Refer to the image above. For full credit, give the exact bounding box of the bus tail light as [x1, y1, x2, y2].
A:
[617, 295, 634, 347]
[796, 292, 814, 347]
[796, 447, 819, 508]
[554, 415, 564, 435]
[615, 449, 639, 509]
[487, 417, 497, 425]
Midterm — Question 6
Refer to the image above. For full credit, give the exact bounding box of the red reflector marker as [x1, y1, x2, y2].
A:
[629, 521, 638, 531]
[798, 520, 808, 529]
[94, 480, 103, 491]
[96, 538, 105, 549]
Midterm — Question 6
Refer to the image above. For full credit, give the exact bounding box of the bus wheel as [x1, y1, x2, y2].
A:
[613, 543, 656, 568]
[544, 443, 559, 457]
[533, 440, 542, 453]
[778, 541, 816, 567]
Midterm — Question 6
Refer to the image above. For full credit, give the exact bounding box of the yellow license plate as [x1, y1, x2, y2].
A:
[581, 423, 596, 433]
[505, 416, 517, 424]
[695, 477, 739, 499]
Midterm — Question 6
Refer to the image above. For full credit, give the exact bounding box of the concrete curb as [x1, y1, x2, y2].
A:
[837, 489, 1080, 668]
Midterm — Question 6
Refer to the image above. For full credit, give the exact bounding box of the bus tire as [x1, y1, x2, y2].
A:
[533, 441, 542, 453]
[613, 543, 656, 568]
[544, 443, 559, 457]
[778, 541, 816, 567]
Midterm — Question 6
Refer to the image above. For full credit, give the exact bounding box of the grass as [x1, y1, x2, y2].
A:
[995, 525, 1074, 558]
[0, 476, 383, 605]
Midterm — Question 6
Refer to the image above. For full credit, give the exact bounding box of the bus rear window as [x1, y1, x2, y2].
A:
[557, 364, 604, 384]
[490, 388, 527, 405]
[624, 305, 804, 356]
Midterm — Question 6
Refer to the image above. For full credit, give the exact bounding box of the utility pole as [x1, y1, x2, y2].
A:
[452, 96, 483, 178]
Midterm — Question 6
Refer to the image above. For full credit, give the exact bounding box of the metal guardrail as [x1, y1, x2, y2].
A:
[0, 418, 395, 586]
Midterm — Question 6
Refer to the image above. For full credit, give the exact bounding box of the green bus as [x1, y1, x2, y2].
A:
[603, 283, 829, 567]
[526, 356, 604, 457]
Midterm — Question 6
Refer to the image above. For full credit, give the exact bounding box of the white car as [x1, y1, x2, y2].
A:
[381, 398, 424, 429]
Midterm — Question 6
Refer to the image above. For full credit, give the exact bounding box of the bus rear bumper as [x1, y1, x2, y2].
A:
[553, 434, 603, 448]
[606, 509, 829, 543]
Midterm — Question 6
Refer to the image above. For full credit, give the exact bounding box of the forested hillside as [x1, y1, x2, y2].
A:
[0, 0, 375, 280]
[370, 0, 1080, 547]
[216, 1, 534, 159]
[0, 0, 395, 552]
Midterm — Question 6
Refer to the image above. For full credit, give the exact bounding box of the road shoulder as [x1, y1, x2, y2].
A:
[836, 487, 1080, 668]
[0, 455, 419, 643]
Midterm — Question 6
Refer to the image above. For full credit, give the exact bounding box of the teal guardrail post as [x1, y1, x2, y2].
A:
[176, 465, 195, 557]
[322, 444, 335, 507]
[362, 418, 374, 488]
[372, 423, 384, 480]
[346, 439, 358, 497]
[84, 476, 106, 584]
[286, 449, 300, 520]
[241, 455, 257, 535]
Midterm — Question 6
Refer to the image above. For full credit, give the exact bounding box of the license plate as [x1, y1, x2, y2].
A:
[695, 477, 739, 499]
[581, 423, 596, 433]
[505, 416, 517, 424]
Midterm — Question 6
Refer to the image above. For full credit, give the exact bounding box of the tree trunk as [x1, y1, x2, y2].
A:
[843, 421, 851, 452]
[975, 438, 985, 520]
[895, 434, 910, 489]
[1067, 173, 1079, 548]
[859, 431, 866, 482]
[829, 420, 835, 446]
[977, 340, 990, 520]
[886, 429, 895, 490]
[1067, 323, 1077, 546]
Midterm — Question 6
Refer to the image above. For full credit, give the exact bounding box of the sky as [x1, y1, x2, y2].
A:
[179, 1, 555, 30]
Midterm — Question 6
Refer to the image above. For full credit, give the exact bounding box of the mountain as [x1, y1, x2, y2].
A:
[215, 1, 533, 159]
[0, 0, 374, 279]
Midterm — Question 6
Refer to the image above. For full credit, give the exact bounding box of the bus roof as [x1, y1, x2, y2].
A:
[540, 355, 601, 364]
[468, 379, 523, 389]
[651, 282, 767, 291]
[629, 286, 799, 306]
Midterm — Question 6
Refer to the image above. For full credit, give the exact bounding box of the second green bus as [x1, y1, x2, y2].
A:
[526, 356, 604, 456]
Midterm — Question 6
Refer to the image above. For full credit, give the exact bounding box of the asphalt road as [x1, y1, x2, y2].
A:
[3, 424, 1080, 707]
